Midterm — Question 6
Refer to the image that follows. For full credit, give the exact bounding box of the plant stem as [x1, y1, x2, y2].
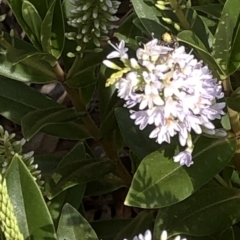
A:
[56, 62, 132, 186]
[169, 0, 191, 30]
[215, 174, 229, 188]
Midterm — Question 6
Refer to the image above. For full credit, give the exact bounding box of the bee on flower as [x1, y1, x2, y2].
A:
[103, 36, 226, 167]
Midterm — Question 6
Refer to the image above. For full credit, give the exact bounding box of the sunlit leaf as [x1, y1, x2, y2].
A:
[125, 137, 236, 208]
[154, 187, 240, 237]
[6, 155, 57, 239]
[57, 203, 98, 240]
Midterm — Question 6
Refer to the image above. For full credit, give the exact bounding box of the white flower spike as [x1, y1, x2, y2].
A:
[105, 38, 226, 167]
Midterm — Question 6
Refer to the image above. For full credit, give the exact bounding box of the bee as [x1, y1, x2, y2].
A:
[160, 32, 179, 48]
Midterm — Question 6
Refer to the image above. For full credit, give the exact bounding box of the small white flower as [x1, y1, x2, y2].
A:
[107, 40, 128, 59]
[123, 230, 152, 240]
[123, 230, 187, 240]
[173, 147, 193, 167]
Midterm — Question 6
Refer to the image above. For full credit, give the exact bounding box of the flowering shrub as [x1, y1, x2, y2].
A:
[0, 0, 239, 239]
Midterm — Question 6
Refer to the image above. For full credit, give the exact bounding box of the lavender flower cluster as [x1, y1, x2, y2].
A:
[103, 39, 226, 167]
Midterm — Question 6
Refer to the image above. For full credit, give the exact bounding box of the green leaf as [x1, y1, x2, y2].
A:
[50, 0, 65, 58]
[35, 154, 62, 177]
[22, 1, 42, 42]
[221, 113, 231, 130]
[81, 83, 96, 105]
[228, 21, 240, 75]
[66, 67, 97, 88]
[113, 211, 154, 240]
[180, 227, 235, 240]
[21, 107, 85, 140]
[91, 219, 132, 240]
[212, 0, 240, 74]
[6, 0, 41, 49]
[0, 53, 55, 83]
[227, 87, 240, 112]
[6, 155, 57, 239]
[48, 184, 86, 228]
[57, 203, 98, 240]
[46, 159, 115, 199]
[41, 0, 56, 54]
[0, 77, 90, 140]
[100, 92, 123, 137]
[28, 0, 48, 19]
[154, 187, 240, 237]
[115, 108, 163, 159]
[185, 7, 214, 50]
[85, 173, 124, 196]
[58, 142, 86, 167]
[48, 144, 86, 225]
[193, 4, 223, 19]
[234, 226, 240, 239]
[131, 0, 164, 38]
[7, 48, 57, 66]
[125, 137, 236, 208]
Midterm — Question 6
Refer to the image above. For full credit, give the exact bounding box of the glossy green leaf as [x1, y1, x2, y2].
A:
[22, 1, 42, 42]
[41, 0, 56, 54]
[228, 22, 240, 75]
[0, 77, 90, 140]
[50, 0, 65, 58]
[180, 227, 234, 240]
[58, 142, 86, 167]
[48, 145, 86, 225]
[57, 203, 98, 240]
[0, 32, 56, 81]
[48, 184, 86, 228]
[0, 53, 55, 83]
[7, 48, 57, 66]
[6, 0, 41, 49]
[91, 219, 131, 240]
[193, 4, 223, 19]
[66, 67, 97, 88]
[28, 0, 48, 19]
[115, 108, 164, 159]
[22, 107, 85, 140]
[131, 0, 164, 38]
[154, 187, 240, 237]
[46, 159, 115, 199]
[125, 137, 236, 208]
[6, 155, 57, 239]
[185, 7, 213, 50]
[212, 0, 240, 74]
[113, 211, 154, 240]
